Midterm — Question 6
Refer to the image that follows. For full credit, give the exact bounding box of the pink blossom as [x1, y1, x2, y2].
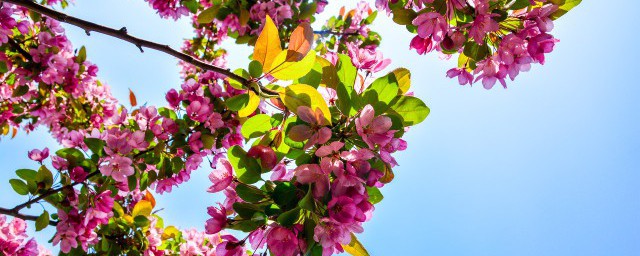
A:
[267, 226, 299, 256]
[446, 68, 474, 86]
[208, 158, 233, 193]
[289, 106, 332, 149]
[205, 205, 227, 235]
[294, 164, 330, 198]
[328, 196, 365, 224]
[412, 12, 448, 42]
[528, 33, 558, 65]
[355, 105, 394, 149]
[27, 147, 49, 162]
[99, 155, 134, 183]
[410, 35, 436, 55]
[313, 218, 351, 250]
[186, 100, 211, 123]
[347, 43, 391, 73]
[469, 14, 499, 44]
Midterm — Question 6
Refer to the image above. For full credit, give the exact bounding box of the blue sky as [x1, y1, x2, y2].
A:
[1, 0, 639, 255]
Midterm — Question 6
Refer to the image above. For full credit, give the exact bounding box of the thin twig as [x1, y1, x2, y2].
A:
[4, 0, 278, 97]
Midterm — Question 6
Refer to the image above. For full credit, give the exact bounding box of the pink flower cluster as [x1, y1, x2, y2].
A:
[1, 3, 117, 141]
[0, 215, 51, 256]
[53, 190, 114, 253]
[378, 0, 562, 88]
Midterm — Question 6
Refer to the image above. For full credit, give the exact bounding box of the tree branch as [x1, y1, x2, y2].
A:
[10, 171, 100, 213]
[0, 207, 58, 226]
[4, 0, 279, 97]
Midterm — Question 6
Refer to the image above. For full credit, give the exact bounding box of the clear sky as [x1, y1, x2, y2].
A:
[1, 1, 638, 255]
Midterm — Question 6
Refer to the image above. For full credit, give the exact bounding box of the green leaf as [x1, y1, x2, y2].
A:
[273, 182, 296, 209]
[226, 94, 250, 111]
[366, 186, 384, 204]
[298, 187, 315, 211]
[235, 184, 267, 203]
[550, 0, 582, 20]
[248, 60, 263, 78]
[392, 8, 417, 25]
[76, 46, 87, 63]
[9, 179, 29, 195]
[227, 218, 264, 232]
[15, 169, 37, 182]
[36, 166, 54, 190]
[233, 202, 263, 219]
[84, 138, 106, 157]
[276, 207, 301, 227]
[0, 61, 8, 73]
[362, 73, 399, 113]
[197, 5, 220, 24]
[508, 0, 532, 10]
[241, 114, 272, 139]
[134, 215, 150, 227]
[35, 210, 49, 231]
[335, 54, 358, 116]
[55, 148, 85, 162]
[12, 85, 29, 97]
[463, 41, 489, 61]
[228, 146, 262, 184]
[387, 96, 430, 126]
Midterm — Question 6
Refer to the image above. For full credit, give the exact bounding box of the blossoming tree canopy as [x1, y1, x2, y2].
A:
[0, 0, 580, 255]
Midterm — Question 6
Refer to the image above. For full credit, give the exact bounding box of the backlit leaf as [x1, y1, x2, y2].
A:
[343, 233, 370, 256]
[287, 22, 314, 61]
[269, 50, 317, 81]
[253, 15, 282, 71]
[279, 84, 331, 124]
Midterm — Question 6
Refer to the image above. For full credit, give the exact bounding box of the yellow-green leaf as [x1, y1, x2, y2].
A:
[279, 84, 331, 124]
[253, 15, 282, 71]
[132, 200, 153, 217]
[343, 233, 370, 256]
[269, 50, 317, 81]
[392, 68, 411, 94]
[238, 91, 260, 118]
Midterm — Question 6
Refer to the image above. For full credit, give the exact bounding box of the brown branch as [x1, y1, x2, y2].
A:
[0, 207, 58, 226]
[4, 0, 279, 97]
[7, 37, 34, 62]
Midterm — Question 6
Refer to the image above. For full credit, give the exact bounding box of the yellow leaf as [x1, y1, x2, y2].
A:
[123, 214, 133, 225]
[129, 88, 137, 107]
[162, 226, 181, 240]
[269, 50, 317, 81]
[238, 91, 260, 118]
[392, 68, 411, 94]
[287, 22, 313, 62]
[253, 15, 282, 71]
[132, 200, 153, 217]
[343, 233, 370, 256]
[279, 84, 331, 125]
